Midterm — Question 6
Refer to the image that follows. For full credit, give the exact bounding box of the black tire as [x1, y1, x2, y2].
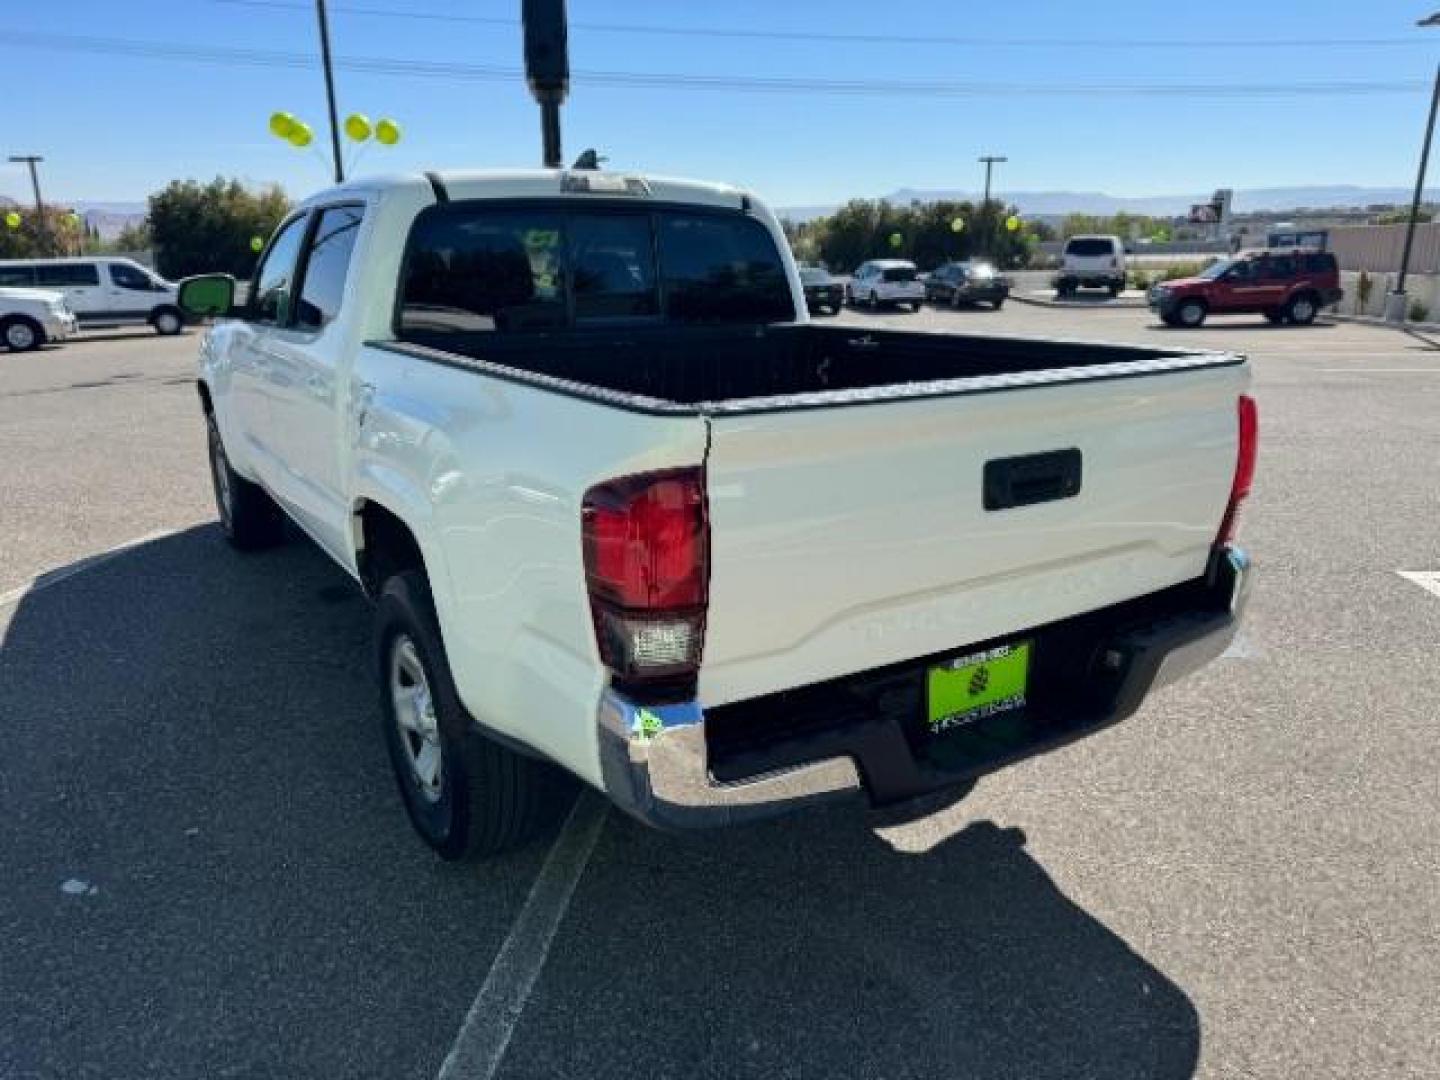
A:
[151, 305, 184, 336]
[1285, 292, 1319, 326]
[868, 290, 879, 309]
[909, 300, 922, 312]
[1108, 284, 1123, 298]
[1263, 310, 1285, 325]
[376, 570, 550, 860]
[1160, 313, 1182, 328]
[205, 410, 286, 550]
[1176, 298, 1208, 328]
[992, 297, 1006, 310]
[1, 315, 45, 352]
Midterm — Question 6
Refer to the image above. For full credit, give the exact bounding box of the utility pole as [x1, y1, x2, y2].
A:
[978, 155, 1007, 208]
[1387, 12, 1440, 323]
[314, 0, 345, 183]
[8, 154, 48, 254]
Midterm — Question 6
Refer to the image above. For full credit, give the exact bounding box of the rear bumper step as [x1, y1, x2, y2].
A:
[598, 546, 1250, 830]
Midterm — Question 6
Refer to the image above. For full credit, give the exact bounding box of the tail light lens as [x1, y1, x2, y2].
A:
[1216, 394, 1258, 547]
[582, 468, 708, 689]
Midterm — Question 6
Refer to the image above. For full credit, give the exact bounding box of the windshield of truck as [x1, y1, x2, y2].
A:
[398, 204, 795, 336]
[881, 266, 917, 283]
[1064, 238, 1115, 257]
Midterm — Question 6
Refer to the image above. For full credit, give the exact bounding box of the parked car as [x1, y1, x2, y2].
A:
[1150, 250, 1342, 328]
[799, 266, 844, 315]
[0, 257, 184, 335]
[846, 259, 924, 310]
[0, 286, 77, 352]
[925, 260, 1010, 309]
[180, 168, 1254, 861]
[1055, 235, 1127, 298]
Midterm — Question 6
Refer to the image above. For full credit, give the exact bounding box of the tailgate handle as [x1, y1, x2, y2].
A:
[983, 448, 1082, 510]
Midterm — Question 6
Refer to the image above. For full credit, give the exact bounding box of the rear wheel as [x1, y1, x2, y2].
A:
[991, 297, 1006, 310]
[1285, 292, 1318, 326]
[376, 570, 551, 860]
[1263, 310, 1285, 325]
[1176, 298, 1208, 328]
[1, 315, 44, 352]
[1108, 283, 1123, 298]
[206, 411, 286, 550]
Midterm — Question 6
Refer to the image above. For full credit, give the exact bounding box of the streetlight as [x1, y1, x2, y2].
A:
[1385, 12, 1440, 322]
[7, 154, 47, 254]
[978, 155, 1007, 208]
[978, 155, 1007, 256]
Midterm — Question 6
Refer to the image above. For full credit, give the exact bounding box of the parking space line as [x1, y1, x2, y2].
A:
[1397, 571, 1440, 600]
[0, 528, 186, 609]
[436, 789, 610, 1080]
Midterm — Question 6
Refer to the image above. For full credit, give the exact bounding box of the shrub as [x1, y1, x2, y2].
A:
[1129, 269, 1151, 292]
[1408, 299, 1430, 323]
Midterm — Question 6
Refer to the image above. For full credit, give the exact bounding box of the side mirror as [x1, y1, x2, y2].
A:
[177, 274, 237, 319]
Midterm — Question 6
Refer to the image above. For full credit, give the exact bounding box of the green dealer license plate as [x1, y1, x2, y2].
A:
[927, 642, 1031, 734]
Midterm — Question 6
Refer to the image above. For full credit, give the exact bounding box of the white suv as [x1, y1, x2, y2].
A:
[0, 286, 77, 351]
[0, 257, 185, 335]
[1055, 235, 1127, 298]
[846, 259, 924, 311]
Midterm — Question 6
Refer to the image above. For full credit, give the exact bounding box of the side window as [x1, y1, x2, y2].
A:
[295, 205, 364, 331]
[0, 265, 35, 287]
[1303, 253, 1337, 274]
[35, 263, 100, 287]
[570, 213, 657, 322]
[399, 208, 567, 335]
[1227, 261, 1254, 283]
[1263, 255, 1296, 281]
[109, 262, 156, 291]
[658, 213, 795, 324]
[250, 215, 310, 326]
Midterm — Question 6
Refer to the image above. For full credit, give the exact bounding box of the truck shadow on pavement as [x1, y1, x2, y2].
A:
[0, 525, 1200, 1080]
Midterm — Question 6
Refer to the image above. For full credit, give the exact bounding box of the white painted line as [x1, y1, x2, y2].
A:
[1313, 368, 1440, 374]
[436, 790, 610, 1080]
[1221, 630, 1263, 660]
[0, 528, 186, 609]
[1397, 571, 1440, 600]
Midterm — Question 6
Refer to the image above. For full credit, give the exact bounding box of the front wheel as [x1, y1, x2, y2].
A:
[1176, 298, 1208, 328]
[1263, 310, 1285, 325]
[151, 306, 184, 336]
[991, 297, 1006, 310]
[376, 571, 551, 860]
[206, 411, 286, 550]
[1, 315, 44, 352]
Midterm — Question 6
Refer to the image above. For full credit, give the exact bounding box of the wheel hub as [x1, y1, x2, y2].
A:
[390, 636, 444, 802]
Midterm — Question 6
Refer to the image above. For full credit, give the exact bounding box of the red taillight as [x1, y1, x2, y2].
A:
[1216, 394, 1258, 547]
[582, 468, 708, 686]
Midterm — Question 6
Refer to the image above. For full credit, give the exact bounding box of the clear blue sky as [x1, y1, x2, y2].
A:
[4, 0, 1438, 208]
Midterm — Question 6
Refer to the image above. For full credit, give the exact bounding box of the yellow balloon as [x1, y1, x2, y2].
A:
[289, 123, 313, 148]
[269, 111, 296, 139]
[950, 217, 965, 233]
[374, 118, 401, 146]
[250, 236, 265, 253]
[344, 113, 371, 142]
[4, 211, 20, 230]
[1005, 215, 1021, 232]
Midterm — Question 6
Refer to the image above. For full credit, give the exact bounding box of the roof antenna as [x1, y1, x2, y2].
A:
[522, 0, 569, 169]
[571, 149, 605, 170]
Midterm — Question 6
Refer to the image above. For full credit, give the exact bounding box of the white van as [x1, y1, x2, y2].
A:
[1055, 235, 1127, 298]
[0, 257, 185, 335]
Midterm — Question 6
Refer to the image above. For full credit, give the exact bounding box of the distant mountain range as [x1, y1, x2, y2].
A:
[779, 185, 1440, 222]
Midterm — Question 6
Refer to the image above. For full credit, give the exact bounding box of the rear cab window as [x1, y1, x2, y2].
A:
[398, 202, 795, 338]
[1064, 238, 1116, 257]
[881, 265, 917, 283]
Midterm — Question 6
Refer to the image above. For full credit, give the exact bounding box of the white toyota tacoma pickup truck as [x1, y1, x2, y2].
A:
[179, 168, 1255, 860]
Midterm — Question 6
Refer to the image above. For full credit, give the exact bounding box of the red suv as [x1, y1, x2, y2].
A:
[1149, 249, 1342, 328]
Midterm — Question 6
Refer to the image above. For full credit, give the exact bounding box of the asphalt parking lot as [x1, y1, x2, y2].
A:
[3, 305, 1439, 1079]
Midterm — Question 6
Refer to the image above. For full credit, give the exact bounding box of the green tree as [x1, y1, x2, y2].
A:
[1375, 207, 1434, 225]
[148, 177, 291, 279]
[812, 198, 1033, 271]
[110, 220, 154, 254]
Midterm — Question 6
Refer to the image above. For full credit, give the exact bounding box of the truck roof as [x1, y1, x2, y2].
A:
[296, 169, 754, 212]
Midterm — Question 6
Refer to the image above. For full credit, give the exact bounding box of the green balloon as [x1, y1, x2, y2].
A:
[374, 118, 401, 146]
[888, 232, 903, 249]
[1005, 215, 1021, 232]
[951, 217, 965, 233]
[5, 211, 21, 230]
[344, 113, 372, 142]
[289, 123, 313, 148]
[269, 111, 296, 139]
[250, 236, 264, 253]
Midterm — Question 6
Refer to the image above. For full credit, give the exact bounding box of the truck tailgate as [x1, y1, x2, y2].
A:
[698, 357, 1248, 707]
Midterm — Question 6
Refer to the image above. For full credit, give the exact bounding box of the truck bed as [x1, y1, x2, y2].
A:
[384, 323, 1241, 414]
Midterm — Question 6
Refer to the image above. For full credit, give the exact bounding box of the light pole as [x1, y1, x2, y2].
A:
[978, 155, 1007, 255]
[314, 0, 345, 183]
[1385, 12, 1440, 323]
[978, 155, 1007, 208]
[8, 154, 48, 254]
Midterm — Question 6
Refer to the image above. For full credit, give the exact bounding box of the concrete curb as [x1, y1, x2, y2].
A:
[1326, 311, 1440, 334]
[1010, 293, 1149, 310]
